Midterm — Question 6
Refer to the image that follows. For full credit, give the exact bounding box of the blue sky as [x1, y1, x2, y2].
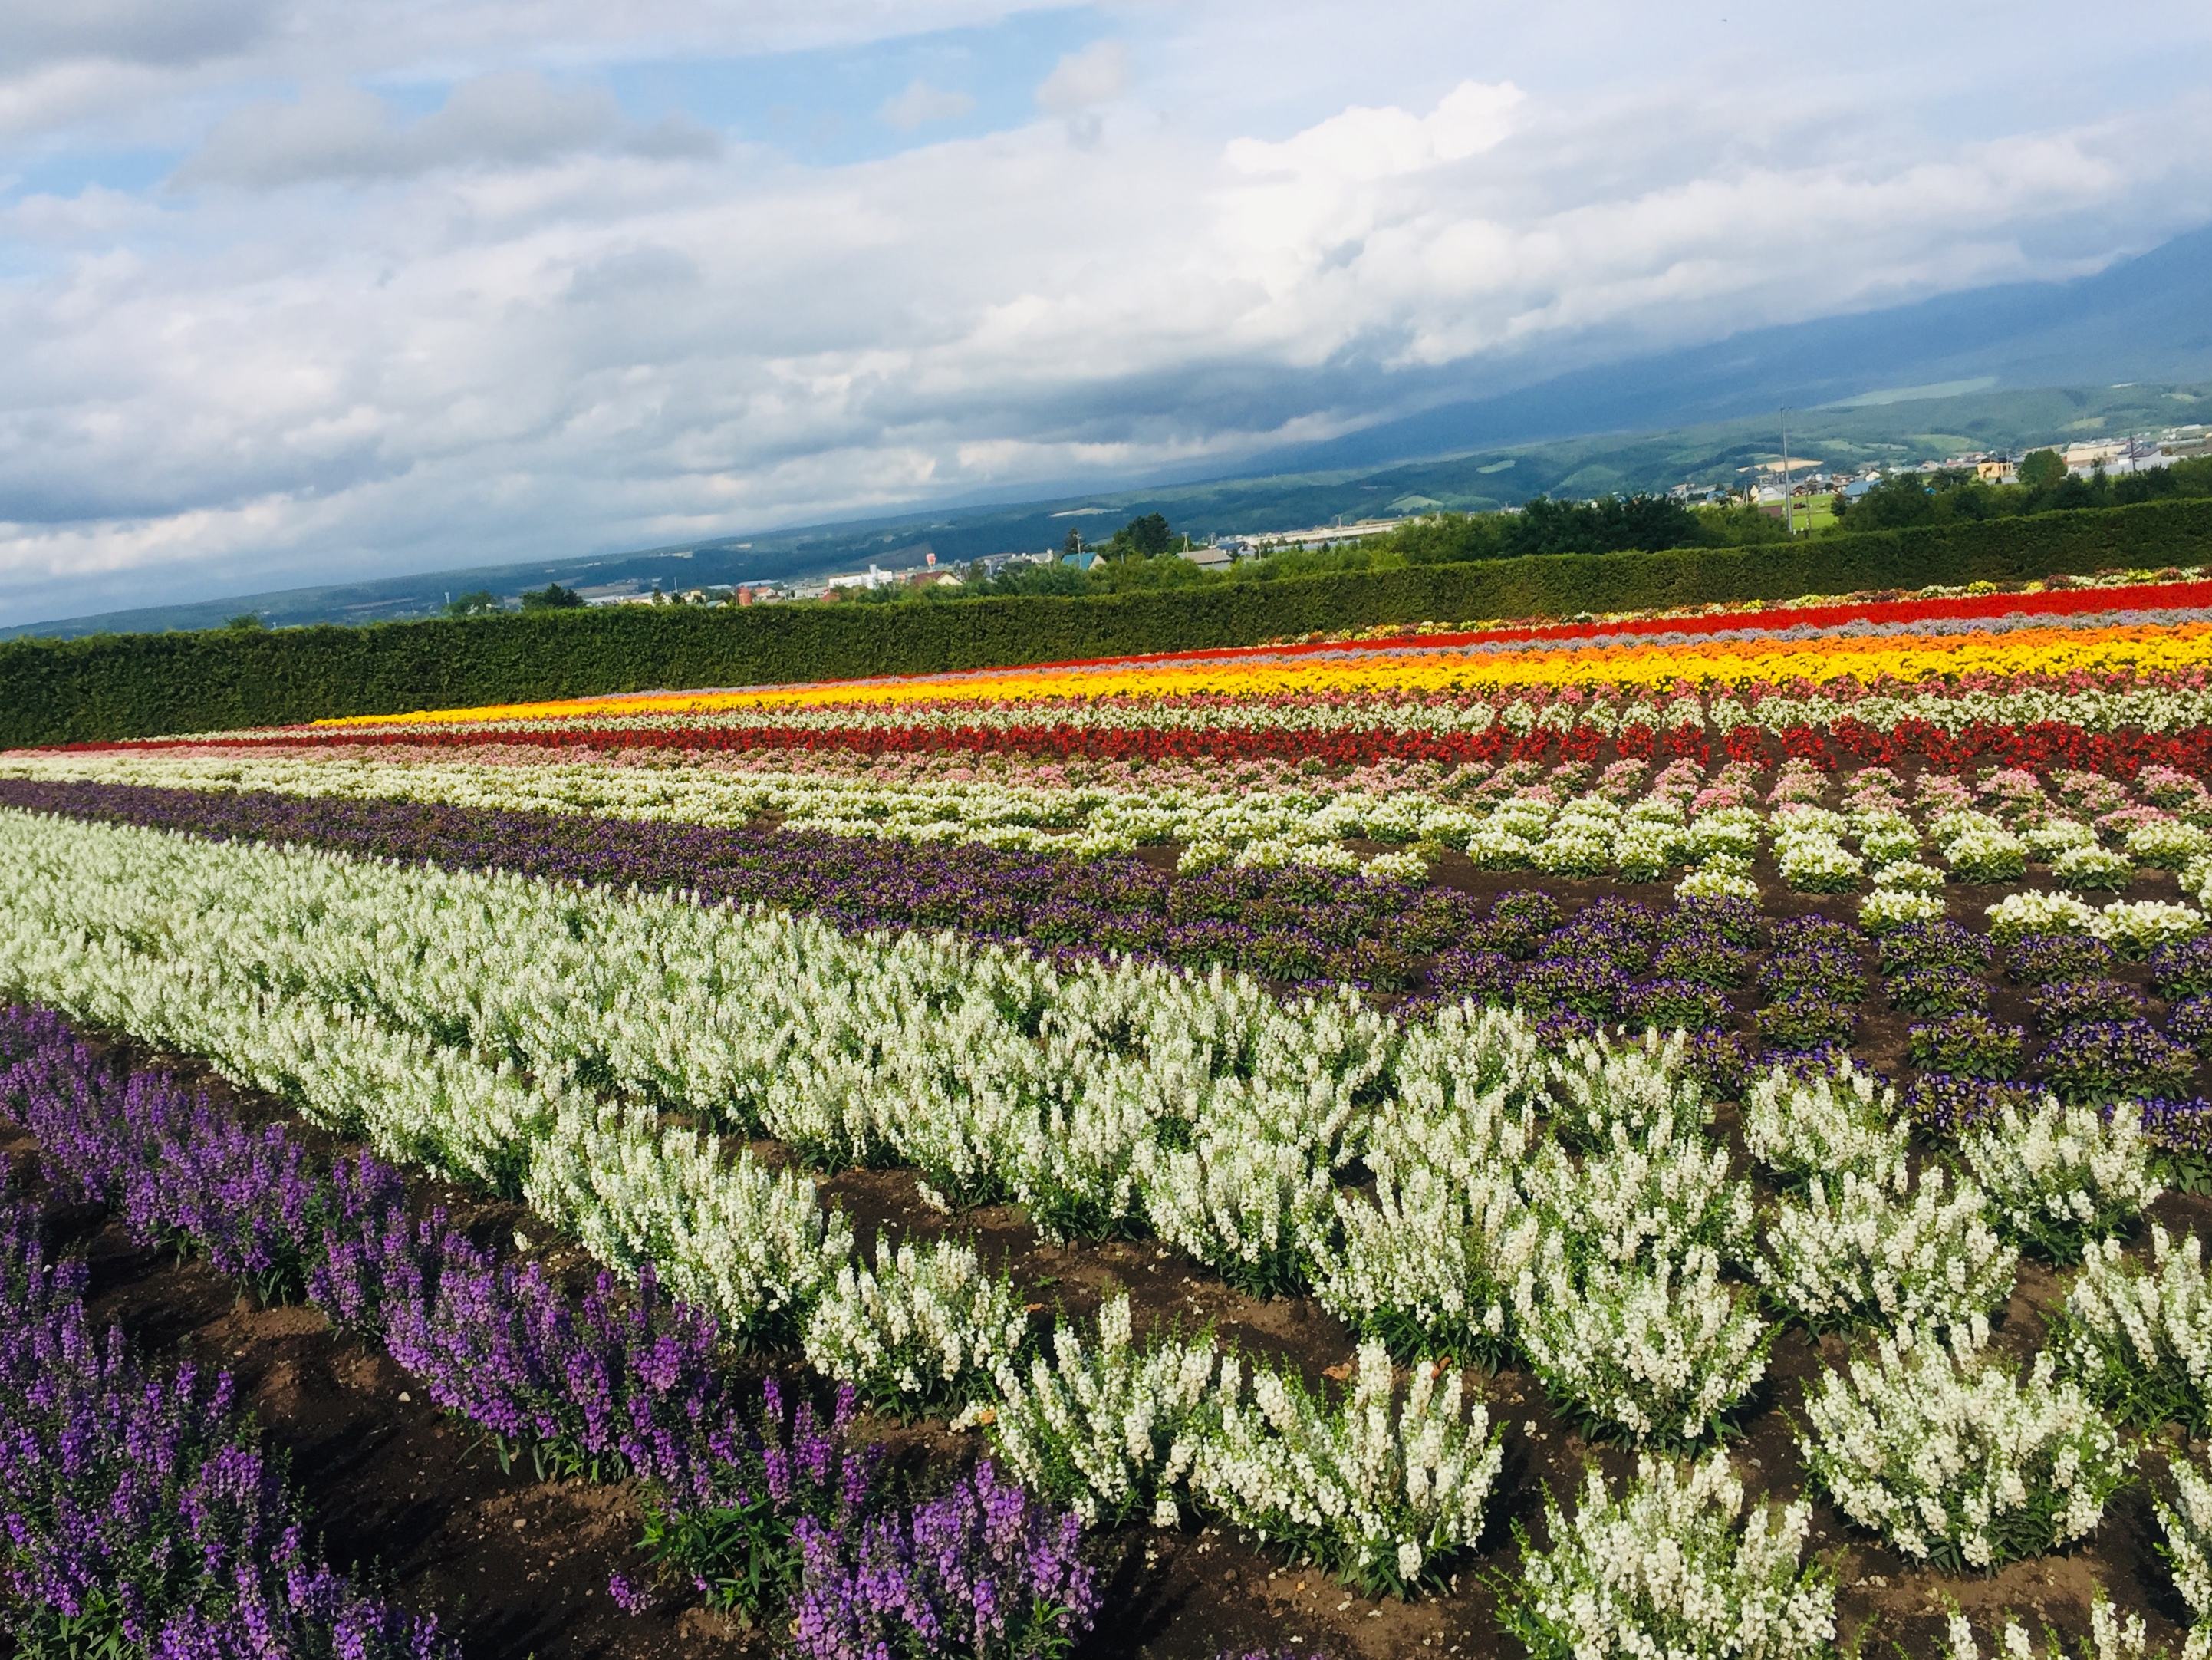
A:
[3, 1, 2212, 624]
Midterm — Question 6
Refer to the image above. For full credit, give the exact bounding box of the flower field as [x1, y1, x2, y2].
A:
[1, 571, 2211, 1658]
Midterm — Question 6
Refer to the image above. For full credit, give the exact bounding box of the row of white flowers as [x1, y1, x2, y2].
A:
[1799, 1322, 2135, 1570]
[6, 812, 2194, 1398]
[8, 746, 2212, 901]
[7, 805, 2211, 1625]
[973, 1297, 1503, 1594]
[1499, 1452, 1836, 1660]
[2052, 1228, 2212, 1433]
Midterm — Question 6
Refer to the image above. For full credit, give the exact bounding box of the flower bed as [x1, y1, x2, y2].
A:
[2, 568, 2210, 1658]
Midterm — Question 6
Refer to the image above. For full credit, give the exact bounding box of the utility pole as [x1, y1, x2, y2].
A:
[1779, 408, 1795, 537]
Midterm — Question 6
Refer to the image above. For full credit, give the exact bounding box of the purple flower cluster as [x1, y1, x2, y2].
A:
[2027, 978, 2148, 1033]
[635, 1378, 877, 1617]
[0, 1193, 449, 1658]
[2167, 994, 2212, 1057]
[2039, 1019, 2200, 1106]
[0, 1004, 874, 1622]
[1905, 1013, 2026, 1079]
[1757, 918, 1867, 1005]
[1886, 963, 1989, 1017]
[789, 1461, 1098, 1660]
[2, 1006, 1101, 1643]
[2137, 1098, 2212, 1191]
[0, 1008, 326, 1303]
[2151, 934, 2212, 999]
[1876, 919, 1991, 977]
[1618, 978, 1731, 1033]
[2005, 930, 2117, 986]
[1901, 1073, 2044, 1136]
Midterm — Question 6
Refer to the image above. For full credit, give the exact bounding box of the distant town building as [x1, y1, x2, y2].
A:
[1243, 517, 1420, 551]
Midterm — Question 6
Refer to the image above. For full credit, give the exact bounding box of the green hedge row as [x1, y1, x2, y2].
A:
[8, 496, 2212, 746]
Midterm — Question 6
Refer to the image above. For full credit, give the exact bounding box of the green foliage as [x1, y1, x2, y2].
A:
[1834, 473, 1939, 532]
[1110, 512, 1174, 557]
[221, 612, 266, 631]
[1829, 453, 2212, 535]
[7, 496, 2212, 745]
[1387, 492, 1708, 565]
[445, 590, 500, 618]
[519, 583, 585, 611]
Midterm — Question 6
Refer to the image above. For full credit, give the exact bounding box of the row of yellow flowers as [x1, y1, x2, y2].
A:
[312, 620, 2212, 732]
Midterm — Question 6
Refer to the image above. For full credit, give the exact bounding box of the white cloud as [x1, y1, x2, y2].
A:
[174, 71, 717, 189]
[1035, 39, 1127, 114]
[5, 2, 2212, 623]
[0, 0, 277, 71]
[878, 77, 976, 132]
[1226, 80, 1522, 180]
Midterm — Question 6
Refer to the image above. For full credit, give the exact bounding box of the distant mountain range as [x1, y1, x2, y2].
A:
[12, 223, 2211, 641]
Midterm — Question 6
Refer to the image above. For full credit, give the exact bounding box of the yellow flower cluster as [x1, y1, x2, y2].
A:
[315, 621, 2212, 730]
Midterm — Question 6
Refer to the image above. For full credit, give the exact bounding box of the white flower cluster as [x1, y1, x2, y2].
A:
[2157, 1452, 2212, 1647]
[1498, 1452, 1836, 1660]
[0, 809, 1428, 1296]
[1939, 814, 2031, 884]
[1961, 1099, 2165, 1263]
[1741, 1059, 1911, 1186]
[1134, 1130, 1334, 1299]
[802, 1239, 1029, 1411]
[0, 812, 1374, 1337]
[1315, 1158, 1536, 1368]
[2129, 818, 2212, 870]
[531, 1102, 848, 1344]
[1981, 893, 2210, 954]
[1775, 807, 1865, 894]
[1799, 1324, 2133, 1569]
[1861, 886, 1948, 932]
[2052, 1227, 2212, 1433]
[1193, 1342, 1505, 1596]
[1543, 1029, 1711, 1149]
[1515, 1243, 1769, 1445]
[986, 1303, 1504, 1595]
[2055, 844, 2138, 892]
[0, 817, 859, 1341]
[1676, 864, 1761, 904]
[1522, 1111, 1753, 1269]
[982, 1295, 1216, 1529]
[1987, 891, 2102, 944]
[1756, 1166, 2016, 1336]
[1872, 857, 1947, 891]
[1314, 1006, 1549, 1359]
[2092, 900, 2210, 959]
[1942, 1596, 2193, 1660]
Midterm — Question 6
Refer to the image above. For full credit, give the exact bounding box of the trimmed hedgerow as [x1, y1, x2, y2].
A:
[7, 497, 2212, 744]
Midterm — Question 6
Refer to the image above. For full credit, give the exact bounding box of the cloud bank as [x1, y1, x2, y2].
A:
[2, 0, 2210, 624]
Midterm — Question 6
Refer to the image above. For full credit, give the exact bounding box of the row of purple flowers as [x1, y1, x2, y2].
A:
[0, 1006, 1098, 1658]
[0, 1098, 449, 1651]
